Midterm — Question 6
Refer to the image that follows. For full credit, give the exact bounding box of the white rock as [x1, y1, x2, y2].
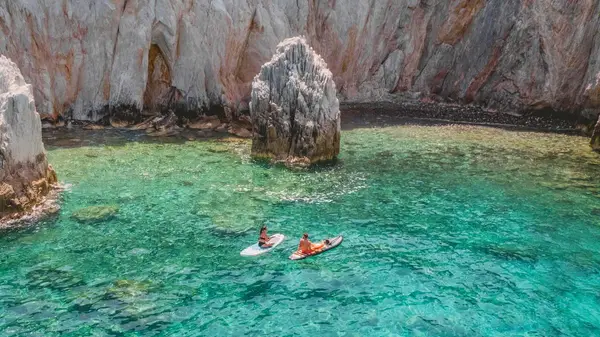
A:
[250, 36, 340, 164]
[0, 55, 56, 213]
[1, 1, 599, 120]
[0, 56, 45, 165]
[0, 0, 401, 120]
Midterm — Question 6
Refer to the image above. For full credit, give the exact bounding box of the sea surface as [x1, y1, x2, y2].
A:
[1, 124, 600, 336]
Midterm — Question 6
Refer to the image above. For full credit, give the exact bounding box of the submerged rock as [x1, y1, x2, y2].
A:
[71, 205, 119, 224]
[106, 279, 154, 302]
[0, 56, 57, 220]
[250, 36, 340, 165]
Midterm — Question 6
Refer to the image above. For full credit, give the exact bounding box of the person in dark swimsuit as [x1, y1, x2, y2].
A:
[258, 226, 273, 248]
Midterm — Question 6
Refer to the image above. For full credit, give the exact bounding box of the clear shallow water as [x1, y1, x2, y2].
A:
[1, 125, 600, 336]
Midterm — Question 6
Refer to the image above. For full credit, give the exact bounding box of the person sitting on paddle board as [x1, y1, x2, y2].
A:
[298, 233, 329, 254]
[258, 226, 273, 248]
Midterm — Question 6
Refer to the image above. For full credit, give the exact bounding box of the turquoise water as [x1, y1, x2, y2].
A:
[1, 124, 600, 336]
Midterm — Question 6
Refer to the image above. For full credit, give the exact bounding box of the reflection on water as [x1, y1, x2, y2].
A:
[0, 124, 599, 336]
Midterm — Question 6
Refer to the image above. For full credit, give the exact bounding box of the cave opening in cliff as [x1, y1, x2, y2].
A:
[143, 44, 172, 115]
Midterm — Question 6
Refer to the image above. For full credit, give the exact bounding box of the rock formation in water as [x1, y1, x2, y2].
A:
[250, 37, 340, 165]
[1, 1, 600, 121]
[0, 55, 57, 217]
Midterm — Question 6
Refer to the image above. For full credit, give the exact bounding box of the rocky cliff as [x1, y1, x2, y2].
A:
[0, 55, 57, 217]
[251, 36, 340, 165]
[1, 1, 599, 122]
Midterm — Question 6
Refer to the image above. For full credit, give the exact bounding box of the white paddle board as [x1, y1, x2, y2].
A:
[240, 233, 285, 256]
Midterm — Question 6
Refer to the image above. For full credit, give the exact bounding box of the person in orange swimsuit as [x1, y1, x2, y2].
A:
[298, 233, 327, 254]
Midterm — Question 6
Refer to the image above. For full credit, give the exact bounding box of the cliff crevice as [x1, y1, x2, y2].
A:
[0, 0, 599, 121]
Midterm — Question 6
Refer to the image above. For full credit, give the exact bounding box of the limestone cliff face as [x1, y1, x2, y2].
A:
[1, 1, 599, 121]
[251, 37, 340, 165]
[0, 56, 57, 215]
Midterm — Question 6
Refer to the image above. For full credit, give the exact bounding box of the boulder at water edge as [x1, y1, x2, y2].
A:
[0, 56, 57, 217]
[250, 36, 340, 166]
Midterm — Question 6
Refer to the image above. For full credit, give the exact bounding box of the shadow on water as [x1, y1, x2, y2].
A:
[43, 111, 584, 152]
[42, 127, 234, 150]
[340, 102, 582, 134]
[25, 265, 87, 291]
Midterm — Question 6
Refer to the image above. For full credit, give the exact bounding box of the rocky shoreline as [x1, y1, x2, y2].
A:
[38, 100, 589, 145]
[0, 185, 63, 231]
[341, 101, 584, 133]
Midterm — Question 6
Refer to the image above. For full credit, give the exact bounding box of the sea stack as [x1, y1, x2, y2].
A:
[0, 56, 57, 219]
[250, 36, 340, 166]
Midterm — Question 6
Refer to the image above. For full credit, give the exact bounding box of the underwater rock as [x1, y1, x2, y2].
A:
[106, 279, 153, 302]
[0, 55, 57, 219]
[250, 36, 340, 165]
[71, 205, 119, 224]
